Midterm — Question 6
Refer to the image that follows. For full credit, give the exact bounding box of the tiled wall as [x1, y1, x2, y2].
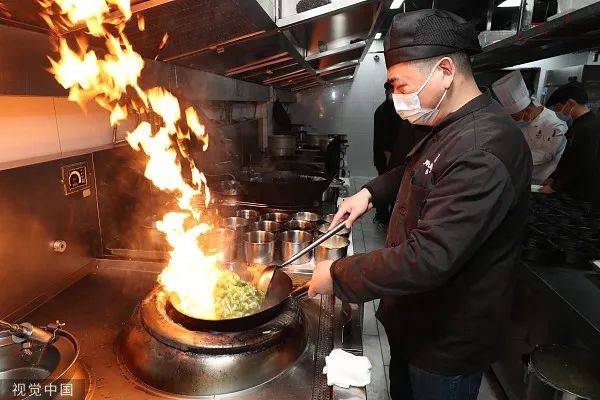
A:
[288, 43, 388, 177]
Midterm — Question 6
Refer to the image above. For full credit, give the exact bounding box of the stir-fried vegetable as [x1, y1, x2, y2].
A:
[214, 270, 265, 319]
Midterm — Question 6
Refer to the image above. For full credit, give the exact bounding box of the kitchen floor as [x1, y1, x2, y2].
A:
[347, 177, 508, 400]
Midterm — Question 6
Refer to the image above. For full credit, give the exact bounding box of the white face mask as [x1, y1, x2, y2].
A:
[391, 60, 449, 126]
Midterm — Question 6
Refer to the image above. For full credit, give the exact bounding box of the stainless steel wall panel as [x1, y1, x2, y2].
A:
[124, 0, 263, 61]
[0, 25, 66, 96]
[0, 154, 101, 320]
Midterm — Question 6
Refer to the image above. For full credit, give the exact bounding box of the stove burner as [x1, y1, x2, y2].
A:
[118, 286, 307, 396]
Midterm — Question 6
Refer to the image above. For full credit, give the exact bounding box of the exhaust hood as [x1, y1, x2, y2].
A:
[0, 0, 391, 92]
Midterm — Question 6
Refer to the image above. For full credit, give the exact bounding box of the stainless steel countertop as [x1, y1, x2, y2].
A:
[523, 262, 600, 346]
[22, 259, 366, 400]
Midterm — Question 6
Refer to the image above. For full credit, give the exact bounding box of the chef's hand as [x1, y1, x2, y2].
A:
[329, 188, 373, 229]
[543, 177, 554, 186]
[308, 260, 334, 297]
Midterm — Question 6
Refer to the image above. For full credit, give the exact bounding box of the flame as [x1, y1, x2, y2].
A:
[136, 14, 145, 31]
[158, 32, 169, 50]
[0, 2, 12, 17]
[41, 0, 225, 319]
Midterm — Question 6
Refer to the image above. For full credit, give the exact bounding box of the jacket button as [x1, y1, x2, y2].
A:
[400, 206, 406, 215]
[432, 134, 439, 143]
[390, 242, 397, 247]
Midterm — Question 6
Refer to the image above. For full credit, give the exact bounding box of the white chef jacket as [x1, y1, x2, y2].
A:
[521, 107, 568, 184]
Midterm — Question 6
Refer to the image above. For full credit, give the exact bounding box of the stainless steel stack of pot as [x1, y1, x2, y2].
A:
[216, 210, 351, 266]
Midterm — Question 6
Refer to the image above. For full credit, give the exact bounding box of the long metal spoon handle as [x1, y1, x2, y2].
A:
[280, 220, 348, 268]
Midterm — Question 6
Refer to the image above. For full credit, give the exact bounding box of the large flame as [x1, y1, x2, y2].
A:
[41, 0, 224, 319]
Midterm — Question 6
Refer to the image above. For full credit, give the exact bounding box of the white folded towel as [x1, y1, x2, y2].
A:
[322, 348, 372, 388]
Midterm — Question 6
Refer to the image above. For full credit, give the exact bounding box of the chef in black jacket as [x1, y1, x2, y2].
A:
[373, 82, 401, 225]
[308, 9, 532, 400]
[542, 82, 600, 205]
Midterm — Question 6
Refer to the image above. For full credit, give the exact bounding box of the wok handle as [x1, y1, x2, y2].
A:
[290, 282, 310, 299]
[279, 220, 348, 268]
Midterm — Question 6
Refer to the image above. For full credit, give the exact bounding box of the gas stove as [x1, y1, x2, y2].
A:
[118, 287, 307, 396]
[23, 259, 364, 400]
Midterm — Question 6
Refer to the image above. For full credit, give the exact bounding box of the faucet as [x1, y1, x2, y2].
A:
[0, 319, 63, 345]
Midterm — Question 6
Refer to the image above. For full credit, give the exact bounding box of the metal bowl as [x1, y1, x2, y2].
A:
[262, 212, 291, 223]
[292, 211, 320, 223]
[285, 220, 315, 232]
[315, 235, 349, 263]
[280, 230, 313, 265]
[318, 222, 350, 237]
[322, 213, 335, 224]
[236, 209, 260, 222]
[248, 220, 283, 234]
[244, 231, 275, 264]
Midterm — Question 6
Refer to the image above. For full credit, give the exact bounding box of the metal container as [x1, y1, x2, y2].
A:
[263, 212, 291, 223]
[315, 235, 349, 263]
[292, 211, 320, 223]
[199, 228, 236, 261]
[318, 222, 350, 237]
[269, 135, 297, 157]
[322, 213, 336, 224]
[249, 220, 283, 234]
[524, 344, 600, 400]
[244, 231, 276, 264]
[285, 220, 315, 232]
[221, 217, 249, 236]
[281, 230, 313, 265]
[236, 209, 260, 222]
[221, 217, 249, 258]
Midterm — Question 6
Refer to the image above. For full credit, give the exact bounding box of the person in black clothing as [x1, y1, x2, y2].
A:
[543, 82, 600, 205]
[373, 82, 400, 225]
[308, 9, 532, 400]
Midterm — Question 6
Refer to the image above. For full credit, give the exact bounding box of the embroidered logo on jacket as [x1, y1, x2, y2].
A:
[423, 153, 440, 175]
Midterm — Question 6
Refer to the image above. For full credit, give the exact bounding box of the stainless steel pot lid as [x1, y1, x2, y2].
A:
[529, 344, 600, 399]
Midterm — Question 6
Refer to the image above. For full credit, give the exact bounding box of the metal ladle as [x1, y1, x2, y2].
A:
[256, 219, 348, 295]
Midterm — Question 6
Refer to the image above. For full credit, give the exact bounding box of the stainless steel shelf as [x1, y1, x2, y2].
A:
[473, 2, 600, 72]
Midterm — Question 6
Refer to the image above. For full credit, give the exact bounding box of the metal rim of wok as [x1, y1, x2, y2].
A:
[167, 266, 307, 332]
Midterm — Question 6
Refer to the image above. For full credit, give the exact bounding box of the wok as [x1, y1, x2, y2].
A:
[168, 262, 308, 332]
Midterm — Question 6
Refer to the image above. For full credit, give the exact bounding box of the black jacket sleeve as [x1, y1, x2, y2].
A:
[363, 165, 406, 208]
[332, 150, 515, 303]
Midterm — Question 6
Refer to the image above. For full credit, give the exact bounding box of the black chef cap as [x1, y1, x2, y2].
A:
[546, 81, 589, 107]
[384, 9, 481, 68]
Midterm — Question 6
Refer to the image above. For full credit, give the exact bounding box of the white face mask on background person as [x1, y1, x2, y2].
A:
[391, 59, 450, 126]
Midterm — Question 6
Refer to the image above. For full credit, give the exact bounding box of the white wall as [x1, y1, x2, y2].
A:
[288, 41, 388, 177]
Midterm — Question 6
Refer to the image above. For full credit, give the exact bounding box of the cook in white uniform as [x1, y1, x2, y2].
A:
[493, 70, 567, 184]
